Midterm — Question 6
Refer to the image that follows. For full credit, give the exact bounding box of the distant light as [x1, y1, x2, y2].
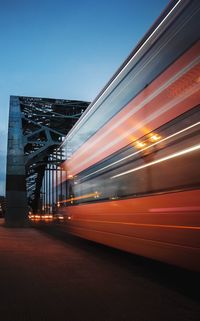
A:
[94, 191, 100, 198]
[44, 215, 53, 219]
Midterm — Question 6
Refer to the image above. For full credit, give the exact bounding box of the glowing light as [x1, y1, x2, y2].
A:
[30, 214, 54, 221]
[94, 191, 100, 198]
[44, 215, 53, 219]
[111, 144, 200, 179]
[30, 214, 42, 221]
[135, 141, 146, 149]
[149, 133, 161, 142]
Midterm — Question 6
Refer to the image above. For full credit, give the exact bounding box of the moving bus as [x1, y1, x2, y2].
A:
[59, 0, 200, 271]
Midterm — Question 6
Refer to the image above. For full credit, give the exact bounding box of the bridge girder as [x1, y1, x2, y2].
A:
[5, 96, 89, 226]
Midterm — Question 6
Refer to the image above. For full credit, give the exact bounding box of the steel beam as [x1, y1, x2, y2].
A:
[5, 96, 28, 226]
[5, 95, 89, 222]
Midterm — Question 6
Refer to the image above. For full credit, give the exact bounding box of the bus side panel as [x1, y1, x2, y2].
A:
[60, 189, 200, 271]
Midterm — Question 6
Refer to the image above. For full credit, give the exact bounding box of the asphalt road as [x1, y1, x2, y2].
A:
[0, 220, 199, 321]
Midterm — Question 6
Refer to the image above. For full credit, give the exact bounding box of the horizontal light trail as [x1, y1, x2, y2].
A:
[71, 56, 200, 165]
[111, 144, 200, 179]
[59, 192, 101, 204]
[69, 64, 200, 175]
[149, 206, 200, 212]
[78, 122, 200, 181]
[69, 218, 200, 230]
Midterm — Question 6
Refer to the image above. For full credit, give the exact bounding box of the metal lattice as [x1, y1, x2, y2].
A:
[5, 96, 89, 225]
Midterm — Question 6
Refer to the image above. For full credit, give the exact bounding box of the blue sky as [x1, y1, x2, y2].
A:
[0, 0, 169, 195]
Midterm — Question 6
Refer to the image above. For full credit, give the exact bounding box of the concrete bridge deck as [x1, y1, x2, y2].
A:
[0, 219, 199, 321]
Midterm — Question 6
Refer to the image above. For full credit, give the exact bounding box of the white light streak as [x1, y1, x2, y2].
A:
[79, 122, 200, 181]
[65, 0, 183, 142]
[70, 59, 200, 169]
[111, 144, 200, 179]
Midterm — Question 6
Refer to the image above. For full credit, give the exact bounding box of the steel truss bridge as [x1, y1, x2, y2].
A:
[5, 96, 89, 226]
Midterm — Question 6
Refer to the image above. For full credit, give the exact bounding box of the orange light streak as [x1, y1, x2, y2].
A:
[70, 218, 200, 230]
[58, 192, 101, 204]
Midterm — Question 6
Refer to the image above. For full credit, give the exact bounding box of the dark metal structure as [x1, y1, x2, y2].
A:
[5, 96, 89, 226]
[0, 196, 6, 217]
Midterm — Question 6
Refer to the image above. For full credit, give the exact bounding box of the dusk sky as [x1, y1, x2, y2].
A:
[0, 0, 169, 195]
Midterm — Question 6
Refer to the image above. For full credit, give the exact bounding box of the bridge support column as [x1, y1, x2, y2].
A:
[5, 96, 28, 227]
